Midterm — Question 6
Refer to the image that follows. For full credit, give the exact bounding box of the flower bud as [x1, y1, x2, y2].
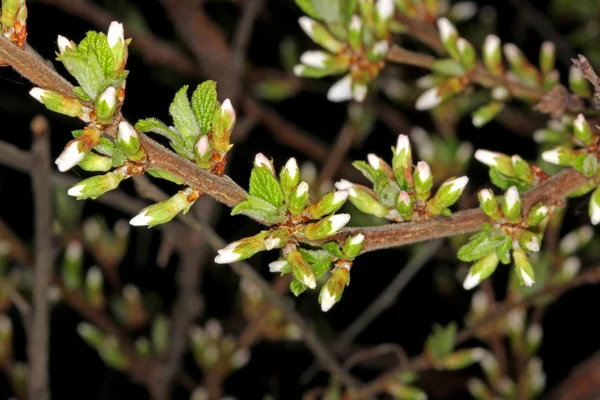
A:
[392, 134, 413, 189]
[342, 233, 365, 259]
[212, 99, 236, 153]
[117, 121, 145, 162]
[502, 186, 522, 221]
[347, 185, 389, 218]
[559, 225, 593, 255]
[483, 35, 503, 75]
[539, 41, 555, 75]
[298, 17, 344, 53]
[264, 228, 289, 251]
[304, 214, 351, 240]
[396, 191, 414, 220]
[319, 262, 350, 311]
[474, 149, 514, 176]
[569, 66, 591, 97]
[348, 15, 363, 50]
[414, 161, 433, 200]
[513, 246, 535, 287]
[327, 74, 354, 102]
[57, 35, 74, 54]
[437, 18, 460, 61]
[589, 185, 600, 225]
[573, 113, 593, 145]
[287, 250, 316, 289]
[130, 188, 200, 228]
[68, 171, 125, 200]
[95, 86, 118, 124]
[288, 181, 310, 215]
[280, 157, 300, 199]
[268, 259, 291, 274]
[541, 147, 578, 166]
[214, 231, 269, 264]
[472, 101, 505, 128]
[457, 37, 476, 70]
[30, 87, 83, 117]
[463, 252, 499, 290]
[308, 190, 348, 219]
[526, 203, 548, 227]
[78, 152, 112, 172]
[428, 176, 469, 216]
[62, 240, 83, 289]
[107, 21, 128, 74]
[85, 266, 105, 309]
[478, 189, 501, 220]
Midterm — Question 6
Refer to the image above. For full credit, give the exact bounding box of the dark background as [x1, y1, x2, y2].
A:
[1, 0, 599, 399]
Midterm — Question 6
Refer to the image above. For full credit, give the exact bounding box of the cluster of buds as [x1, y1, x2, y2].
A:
[337, 134, 469, 222]
[30, 21, 129, 127]
[540, 114, 600, 224]
[0, 0, 27, 56]
[414, 17, 478, 110]
[214, 153, 365, 311]
[293, 0, 394, 102]
[77, 322, 130, 372]
[458, 185, 549, 290]
[136, 80, 236, 175]
[475, 149, 548, 192]
[189, 320, 250, 374]
[83, 217, 129, 273]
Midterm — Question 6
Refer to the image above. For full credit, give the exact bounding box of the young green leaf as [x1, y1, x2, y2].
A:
[191, 81, 218, 134]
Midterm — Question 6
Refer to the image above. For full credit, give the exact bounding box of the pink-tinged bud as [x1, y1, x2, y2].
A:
[107, 21, 125, 48]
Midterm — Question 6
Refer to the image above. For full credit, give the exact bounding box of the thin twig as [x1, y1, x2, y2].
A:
[28, 116, 53, 400]
[313, 122, 356, 192]
[231, 0, 265, 77]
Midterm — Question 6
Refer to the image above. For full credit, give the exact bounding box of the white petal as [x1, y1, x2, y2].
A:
[264, 236, 280, 251]
[367, 153, 380, 170]
[415, 161, 431, 181]
[298, 16, 315, 35]
[335, 179, 354, 191]
[372, 40, 389, 57]
[55, 141, 85, 172]
[195, 135, 210, 157]
[296, 181, 309, 196]
[100, 86, 117, 108]
[86, 267, 103, 286]
[520, 268, 535, 286]
[398, 191, 411, 205]
[214, 242, 242, 264]
[350, 233, 365, 246]
[376, 0, 395, 20]
[284, 158, 298, 178]
[269, 260, 288, 273]
[320, 286, 337, 312]
[415, 88, 441, 110]
[350, 15, 362, 31]
[525, 236, 540, 252]
[503, 43, 520, 64]
[300, 51, 328, 68]
[479, 189, 493, 203]
[118, 121, 136, 144]
[107, 21, 125, 48]
[447, 176, 469, 193]
[332, 190, 348, 205]
[463, 271, 481, 290]
[67, 185, 85, 197]
[57, 35, 72, 53]
[541, 149, 561, 165]
[484, 35, 500, 59]
[437, 18, 456, 42]
[129, 210, 153, 227]
[254, 153, 274, 173]
[505, 186, 520, 210]
[395, 134, 411, 155]
[328, 214, 351, 233]
[352, 83, 368, 102]
[591, 201, 600, 225]
[303, 274, 316, 289]
[474, 149, 499, 166]
[29, 87, 47, 103]
[293, 65, 306, 76]
[327, 75, 353, 102]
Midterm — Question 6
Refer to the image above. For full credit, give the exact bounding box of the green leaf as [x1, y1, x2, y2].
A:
[489, 168, 531, 192]
[169, 86, 200, 140]
[231, 195, 286, 224]
[425, 322, 457, 362]
[352, 160, 388, 184]
[298, 249, 333, 278]
[432, 59, 466, 76]
[191, 81, 218, 135]
[313, 0, 342, 22]
[89, 32, 115, 78]
[111, 147, 127, 167]
[73, 87, 92, 101]
[135, 118, 192, 159]
[374, 179, 400, 208]
[249, 167, 284, 207]
[290, 279, 308, 296]
[93, 137, 116, 157]
[58, 52, 104, 98]
[320, 242, 343, 258]
[295, 0, 321, 19]
[457, 226, 508, 262]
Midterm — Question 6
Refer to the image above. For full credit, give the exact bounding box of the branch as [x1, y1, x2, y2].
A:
[28, 116, 53, 400]
[352, 265, 600, 398]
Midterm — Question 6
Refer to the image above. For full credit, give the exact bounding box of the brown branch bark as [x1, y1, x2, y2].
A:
[28, 116, 53, 400]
